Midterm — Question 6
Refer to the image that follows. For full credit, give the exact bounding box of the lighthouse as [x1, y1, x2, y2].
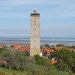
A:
[30, 10, 40, 56]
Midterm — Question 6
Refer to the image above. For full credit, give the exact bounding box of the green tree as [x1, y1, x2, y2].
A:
[56, 43, 64, 47]
[13, 51, 30, 71]
[71, 45, 75, 49]
[44, 44, 50, 48]
[51, 48, 75, 73]
[34, 55, 52, 67]
[0, 50, 14, 69]
[0, 48, 6, 53]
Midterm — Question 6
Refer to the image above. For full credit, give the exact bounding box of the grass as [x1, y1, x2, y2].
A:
[0, 68, 74, 75]
[0, 68, 26, 75]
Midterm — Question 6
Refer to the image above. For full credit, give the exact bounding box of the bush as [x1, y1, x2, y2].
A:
[44, 44, 50, 48]
[56, 43, 64, 47]
[34, 55, 52, 66]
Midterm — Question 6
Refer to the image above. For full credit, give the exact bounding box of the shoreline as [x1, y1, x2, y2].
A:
[1, 39, 75, 42]
[0, 40, 75, 46]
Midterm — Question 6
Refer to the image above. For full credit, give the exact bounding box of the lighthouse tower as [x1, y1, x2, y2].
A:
[30, 10, 40, 56]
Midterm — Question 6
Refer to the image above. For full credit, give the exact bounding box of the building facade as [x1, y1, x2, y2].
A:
[30, 10, 40, 56]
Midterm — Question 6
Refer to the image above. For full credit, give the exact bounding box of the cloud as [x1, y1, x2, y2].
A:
[0, 0, 75, 18]
[0, 0, 74, 6]
[40, 0, 75, 18]
[41, 24, 75, 37]
[0, 0, 75, 16]
[0, 27, 30, 36]
[0, 0, 75, 37]
[0, 12, 30, 18]
[0, 0, 44, 6]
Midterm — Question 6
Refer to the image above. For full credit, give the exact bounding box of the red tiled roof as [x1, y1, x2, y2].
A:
[51, 60, 58, 64]
[11, 44, 30, 51]
[55, 46, 64, 50]
[0, 44, 4, 48]
[43, 49, 54, 53]
[66, 47, 74, 51]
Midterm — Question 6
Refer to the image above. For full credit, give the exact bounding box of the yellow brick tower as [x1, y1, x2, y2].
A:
[30, 10, 40, 56]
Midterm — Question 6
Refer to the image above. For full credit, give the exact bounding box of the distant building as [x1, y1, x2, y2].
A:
[30, 10, 40, 56]
[0, 44, 4, 48]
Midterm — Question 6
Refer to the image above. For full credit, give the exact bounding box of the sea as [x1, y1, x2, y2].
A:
[0, 37, 75, 46]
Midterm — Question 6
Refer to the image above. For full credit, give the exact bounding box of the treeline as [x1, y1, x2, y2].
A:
[0, 48, 74, 75]
[51, 48, 75, 73]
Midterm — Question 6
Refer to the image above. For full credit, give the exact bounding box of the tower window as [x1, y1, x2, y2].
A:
[34, 23, 36, 25]
[34, 20, 36, 25]
[34, 46, 36, 48]
[34, 18, 36, 19]
[34, 35, 36, 37]
[34, 29, 36, 31]
[34, 21, 36, 22]
[34, 40, 36, 42]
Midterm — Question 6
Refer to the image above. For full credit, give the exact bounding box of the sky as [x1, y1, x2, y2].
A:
[0, 0, 75, 38]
